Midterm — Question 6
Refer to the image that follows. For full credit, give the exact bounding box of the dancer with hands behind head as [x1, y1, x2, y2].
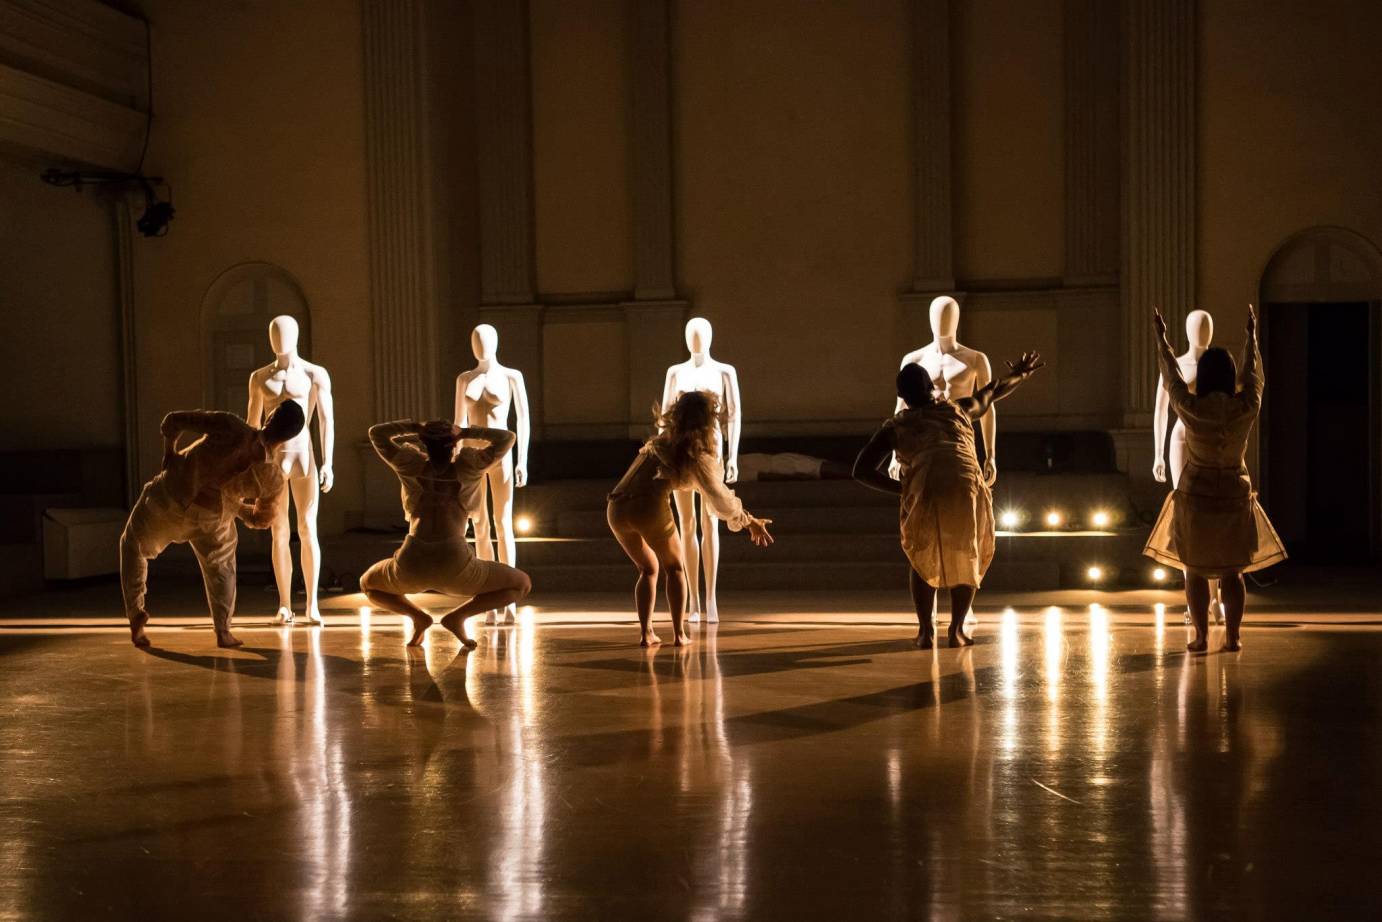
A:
[1144, 306, 1285, 652]
[361, 420, 531, 648]
[607, 391, 773, 647]
[854, 353, 1044, 649]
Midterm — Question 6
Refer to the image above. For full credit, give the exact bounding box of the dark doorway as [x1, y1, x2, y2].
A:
[1264, 302, 1377, 562]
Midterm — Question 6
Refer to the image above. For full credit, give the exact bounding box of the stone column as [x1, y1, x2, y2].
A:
[473, 0, 543, 423]
[1121, 0, 1195, 425]
[363, 0, 437, 421]
[907, 0, 954, 294]
[1064, 0, 1120, 286]
[622, 0, 687, 435]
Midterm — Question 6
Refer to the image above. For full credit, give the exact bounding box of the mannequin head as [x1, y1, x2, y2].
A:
[1196, 348, 1237, 397]
[471, 324, 498, 362]
[1186, 310, 1213, 349]
[420, 420, 460, 464]
[929, 296, 960, 341]
[269, 315, 300, 356]
[897, 363, 934, 409]
[260, 399, 305, 445]
[685, 317, 713, 354]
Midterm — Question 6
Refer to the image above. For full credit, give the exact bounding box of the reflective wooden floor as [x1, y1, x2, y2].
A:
[2, 599, 1380, 920]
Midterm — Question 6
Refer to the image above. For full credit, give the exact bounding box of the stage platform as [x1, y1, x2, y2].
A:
[2, 582, 1380, 920]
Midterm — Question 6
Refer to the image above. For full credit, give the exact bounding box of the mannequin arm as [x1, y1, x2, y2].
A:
[368, 420, 421, 468]
[659, 367, 677, 429]
[246, 373, 264, 428]
[1152, 309, 1191, 412]
[511, 369, 531, 486]
[313, 367, 335, 492]
[454, 374, 470, 428]
[1152, 376, 1171, 480]
[724, 366, 742, 482]
[975, 354, 997, 484]
[956, 353, 1044, 420]
[853, 424, 902, 496]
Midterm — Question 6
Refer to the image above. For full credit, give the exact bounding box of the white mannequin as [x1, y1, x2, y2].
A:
[246, 315, 334, 625]
[889, 297, 996, 484]
[455, 323, 531, 625]
[662, 317, 742, 624]
[1153, 309, 1225, 625]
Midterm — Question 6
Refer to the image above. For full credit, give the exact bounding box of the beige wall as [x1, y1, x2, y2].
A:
[674, 0, 912, 428]
[130, 0, 371, 533]
[1199, 0, 1382, 326]
[0, 157, 123, 451]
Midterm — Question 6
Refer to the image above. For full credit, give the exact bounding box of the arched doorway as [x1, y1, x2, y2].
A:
[201, 263, 312, 413]
[1259, 227, 1382, 562]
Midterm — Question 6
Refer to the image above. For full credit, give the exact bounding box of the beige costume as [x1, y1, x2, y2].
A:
[361, 421, 512, 598]
[120, 411, 285, 632]
[607, 441, 753, 541]
[889, 403, 995, 588]
[1144, 333, 1286, 577]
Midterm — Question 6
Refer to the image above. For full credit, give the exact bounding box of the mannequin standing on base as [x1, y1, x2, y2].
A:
[662, 317, 742, 624]
[247, 315, 334, 626]
[455, 323, 531, 625]
[1153, 309, 1225, 626]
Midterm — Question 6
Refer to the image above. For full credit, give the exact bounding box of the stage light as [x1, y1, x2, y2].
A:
[1091, 509, 1111, 528]
[1152, 567, 1168, 583]
[1000, 509, 1021, 529]
[1045, 510, 1063, 528]
[515, 514, 534, 535]
[1086, 565, 1104, 582]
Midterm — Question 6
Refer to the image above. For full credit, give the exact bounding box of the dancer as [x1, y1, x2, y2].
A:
[1144, 306, 1285, 652]
[120, 402, 305, 648]
[607, 391, 773, 647]
[853, 353, 1044, 648]
[361, 420, 532, 648]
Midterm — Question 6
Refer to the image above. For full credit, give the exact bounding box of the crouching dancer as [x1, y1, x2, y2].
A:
[361, 420, 532, 647]
[121, 402, 305, 648]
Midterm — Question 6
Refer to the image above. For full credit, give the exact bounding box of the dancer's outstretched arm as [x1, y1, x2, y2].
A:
[1238, 304, 1263, 410]
[956, 352, 1045, 420]
[853, 425, 902, 496]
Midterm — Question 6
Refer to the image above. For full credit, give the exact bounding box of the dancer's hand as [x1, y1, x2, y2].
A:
[1152, 306, 1168, 341]
[747, 517, 774, 547]
[1007, 351, 1045, 378]
[1245, 303, 1257, 340]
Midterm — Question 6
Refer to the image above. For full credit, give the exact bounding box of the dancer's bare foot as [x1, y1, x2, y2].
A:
[440, 613, 478, 649]
[1186, 634, 1208, 653]
[948, 626, 973, 648]
[673, 631, 693, 647]
[405, 612, 434, 647]
[640, 629, 662, 648]
[1223, 633, 1242, 652]
[913, 631, 934, 650]
[129, 610, 150, 648]
[216, 630, 243, 648]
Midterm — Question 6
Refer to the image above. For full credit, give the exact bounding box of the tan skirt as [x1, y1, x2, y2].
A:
[1144, 473, 1287, 577]
[900, 456, 995, 588]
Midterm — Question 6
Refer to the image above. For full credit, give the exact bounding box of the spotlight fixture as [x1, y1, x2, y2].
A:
[1045, 510, 1064, 528]
[40, 168, 176, 237]
[1086, 565, 1104, 582]
[1091, 509, 1111, 528]
[515, 514, 534, 535]
[1151, 567, 1168, 583]
[999, 509, 1021, 529]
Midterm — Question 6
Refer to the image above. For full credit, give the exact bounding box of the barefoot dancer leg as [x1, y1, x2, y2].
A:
[948, 585, 976, 647]
[646, 530, 690, 646]
[1185, 574, 1212, 652]
[1220, 572, 1246, 651]
[909, 570, 937, 649]
[611, 526, 662, 646]
[439, 565, 531, 649]
[363, 588, 434, 646]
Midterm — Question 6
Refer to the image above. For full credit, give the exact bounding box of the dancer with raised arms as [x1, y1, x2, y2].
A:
[607, 391, 773, 647]
[853, 353, 1044, 649]
[361, 420, 532, 648]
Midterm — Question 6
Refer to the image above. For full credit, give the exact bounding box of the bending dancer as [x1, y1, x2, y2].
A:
[1144, 306, 1285, 652]
[120, 402, 305, 648]
[853, 354, 1044, 648]
[361, 420, 532, 648]
[607, 392, 772, 647]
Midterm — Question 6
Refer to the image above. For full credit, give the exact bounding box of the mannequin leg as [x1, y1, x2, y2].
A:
[471, 474, 499, 625]
[490, 456, 518, 623]
[672, 490, 702, 617]
[700, 502, 722, 623]
[268, 486, 295, 623]
[292, 473, 323, 624]
[1168, 435, 1196, 626]
[908, 570, 936, 649]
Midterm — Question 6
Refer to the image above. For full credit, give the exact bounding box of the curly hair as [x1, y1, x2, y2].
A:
[649, 390, 725, 481]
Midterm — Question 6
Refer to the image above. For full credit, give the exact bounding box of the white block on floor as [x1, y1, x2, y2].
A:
[43, 507, 126, 579]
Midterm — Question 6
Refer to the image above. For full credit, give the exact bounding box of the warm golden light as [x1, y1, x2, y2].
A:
[1086, 565, 1104, 582]
[1000, 509, 1021, 529]
[515, 514, 534, 535]
[1091, 509, 1111, 528]
[1045, 510, 1063, 528]
[1152, 567, 1168, 582]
